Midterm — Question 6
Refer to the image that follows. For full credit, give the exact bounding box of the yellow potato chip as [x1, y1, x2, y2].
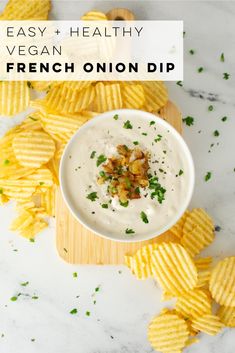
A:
[191, 315, 224, 336]
[13, 131, 55, 168]
[209, 257, 235, 307]
[62, 81, 93, 93]
[0, 185, 35, 200]
[141, 81, 168, 112]
[94, 82, 123, 112]
[148, 313, 189, 352]
[169, 210, 190, 239]
[74, 86, 95, 112]
[19, 113, 42, 131]
[175, 289, 212, 320]
[217, 306, 235, 327]
[194, 257, 212, 270]
[0, 0, 51, 20]
[31, 81, 53, 92]
[0, 81, 30, 116]
[181, 208, 214, 257]
[20, 219, 48, 239]
[196, 269, 211, 288]
[0, 193, 9, 205]
[151, 242, 198, 295]
[81, 10, 107, 21]
[122, 83, 145, 109]
[41, 186, 55, 217]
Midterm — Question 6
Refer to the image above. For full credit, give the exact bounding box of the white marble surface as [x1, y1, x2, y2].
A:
[0, 1, 235, 352]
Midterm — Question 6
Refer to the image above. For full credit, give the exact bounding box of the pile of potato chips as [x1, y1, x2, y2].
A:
[125, 208, 235, 352]
[0, 2, 168, 239]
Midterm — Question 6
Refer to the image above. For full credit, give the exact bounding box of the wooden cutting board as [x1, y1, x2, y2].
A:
[56, 101, 182, 264]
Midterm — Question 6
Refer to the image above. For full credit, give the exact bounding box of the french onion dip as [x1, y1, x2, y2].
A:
[61, 110, 193, 241]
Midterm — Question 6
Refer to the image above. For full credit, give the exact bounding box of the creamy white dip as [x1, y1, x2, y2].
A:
[61, 110, 194, 241]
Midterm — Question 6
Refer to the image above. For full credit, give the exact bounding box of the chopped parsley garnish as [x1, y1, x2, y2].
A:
[140, 211, 149, 224]
[86, 311, 90, 316]
[29, 116, 37, 121]
[90, 151, 96, 159]
[99, 171, 106, 177]
[27, 81, 32, 88]
[198, 67, 204, 73]
[150, 121, 156, 126]
[220, 53, 225, 62]
[183, 116, 194, 126]
[133, 141, 139, 145]
[213, 130, 220, 137]
[221, 116, 227, 122]
[101, 203, 108, 209]
[96, 154, 107, 167]
[149, 176, 166, 204]
[123, 120, 133, 129]
[208, 105, 214, 111]
[95, 286, 100, 292]
[32, 296, 38, 300]
[21, 281, 29, 287]
[183, 31, 186, 37]
[120, 200, 129, 207]
[142, 132, 147, 136]
[223, 72, 230, 80]
[0, 189, 3, 194]
[3, 159, 10, 166]
[125, 177, 131, 189]
[189, 49, 195, 55]
[39, 182, 44, 186]
[87, 192, 98, 202]
[70, 308, 77, 314]
[10, 296, 18, 302]
[73, 272, 78, 278]
[179, 169, 184, 176]
[30, 238, 35, 243]
[135, 187, 140, 194]
[125, 228, 135, 234]
[113, 114, 119, 120]
[176, 81, 183, 87]
[154, 134, 162, 143]
[205, 171, 212, 181]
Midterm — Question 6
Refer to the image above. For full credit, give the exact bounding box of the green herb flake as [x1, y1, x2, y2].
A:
[142, 132, 147, 136]
[198, 67, 204, 73]
[220, 53, 225, 62]
[113, 114, 119, 120]
[3, 159, 10, 166]
[95, 286, 100, 292]
[39, 182, 44, 186]
[205, 172, 212, 182]
[29, 116, 37, 121]
[87, 192, 98, 202]
[73, 272, 78, 278]
[96, 154, 107, 167]
[149, 176, 166, 204]
[208, 105, 214, 111]
[183, 31, 186, 37]
[32, 296, 38, 300]
[179, 169, 184, 176]
[70, 308, 77, 315]
[183, 116, 194, 126]
[221, 116, 227, 122]
[154, 134, 162, 143]
[125, 228, 135, 234]
[176, 81, 183, 87]
[90, 151, 96, 159]
[27, 81, 32, 88]
[101, 203, 108, 209]
[10, 296, 18, 302]
[150, 121, 156, 126]
[99, 171, 106, 177]
[29, 238, 35, 243]
[20, 281, 29, 287]
[140, 211, 149, 224]
[125, 177, 131, 189]
[133, 141, 139, 145]
[120, 200, 129, 207]
[223, 72, 230, 80]
[123, 120, 133, 129]
[189, 49, 195, 55]
[213, 130, 220, 137]
[86, 311, 90, 316]
[135, 187, 140, 194]
[0, 189, 3, 194]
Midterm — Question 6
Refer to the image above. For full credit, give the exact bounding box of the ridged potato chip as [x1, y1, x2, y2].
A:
[191, 315, 224, 336]
[141, 81, 168, 112]
[151, 242, 198, 295]
[0, 81, 30, 116]
[169, 210, 190, 239]
[13, 131, 55, 168]
[122, 83, 145, 109]
[196, 269, 211, 288]
[194, 257, 212, 270]
[148, 313, 189, 352]
[181, 208, 214, 257]
[217, 306, 235, 327]
[0, 0, 51, 20]
[31, 81, 52, 92]
[94, 82, 123, 112]
[41, 186, 56, 217]
[81, 10, 107, 21]
[209, 257, 235, 307]
[176, 289, 212, 320]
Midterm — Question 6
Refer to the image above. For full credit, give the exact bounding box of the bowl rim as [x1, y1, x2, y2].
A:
[59, 108, 195, 243]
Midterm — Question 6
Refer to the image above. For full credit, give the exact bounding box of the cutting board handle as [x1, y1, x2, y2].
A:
[106, 8, 135, 21]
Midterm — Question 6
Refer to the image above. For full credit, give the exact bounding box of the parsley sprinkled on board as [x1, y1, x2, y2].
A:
[150, 121, 156, 126]
[73, 272, 78, 278]
[223, 72, 230, 80]
[179, 169, 184, 176]
[123, 120, 133, 129]
[70, 308, 77, 314]
[10, 296, 18, 302]
[101, 203, 108, 209]
[87, 192, 98, 202]
[90, 151, 96, 159]
[183, 116, 194, 126]
[213, 130, 220, 137]
[189, 49, 195, 55]
[208, 105, 214, 111]
[176, 81, 183, 87]
[221, 116, 227, 122]
[30, 238, 35, 243]
[133, 141, 139, 145]
[97, 154, 107, 167]
[198, 67, 204, 73]
[21, 281, 29, 287]
[125, 228, 135, 234]
[154, 134, 162, 143]
[113, 114, 119, 120]
[205, 172, 212, 181]
[3, 159, 10, 165]
[140, 211, 149, 224]
[220, 53, 225, 62]
[86, 311, 90, 316]
[120, 200, 129, 207]
[95, 286, 100, 292]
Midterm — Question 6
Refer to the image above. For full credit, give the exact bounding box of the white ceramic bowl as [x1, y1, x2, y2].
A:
[60, 109, 195, 243]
